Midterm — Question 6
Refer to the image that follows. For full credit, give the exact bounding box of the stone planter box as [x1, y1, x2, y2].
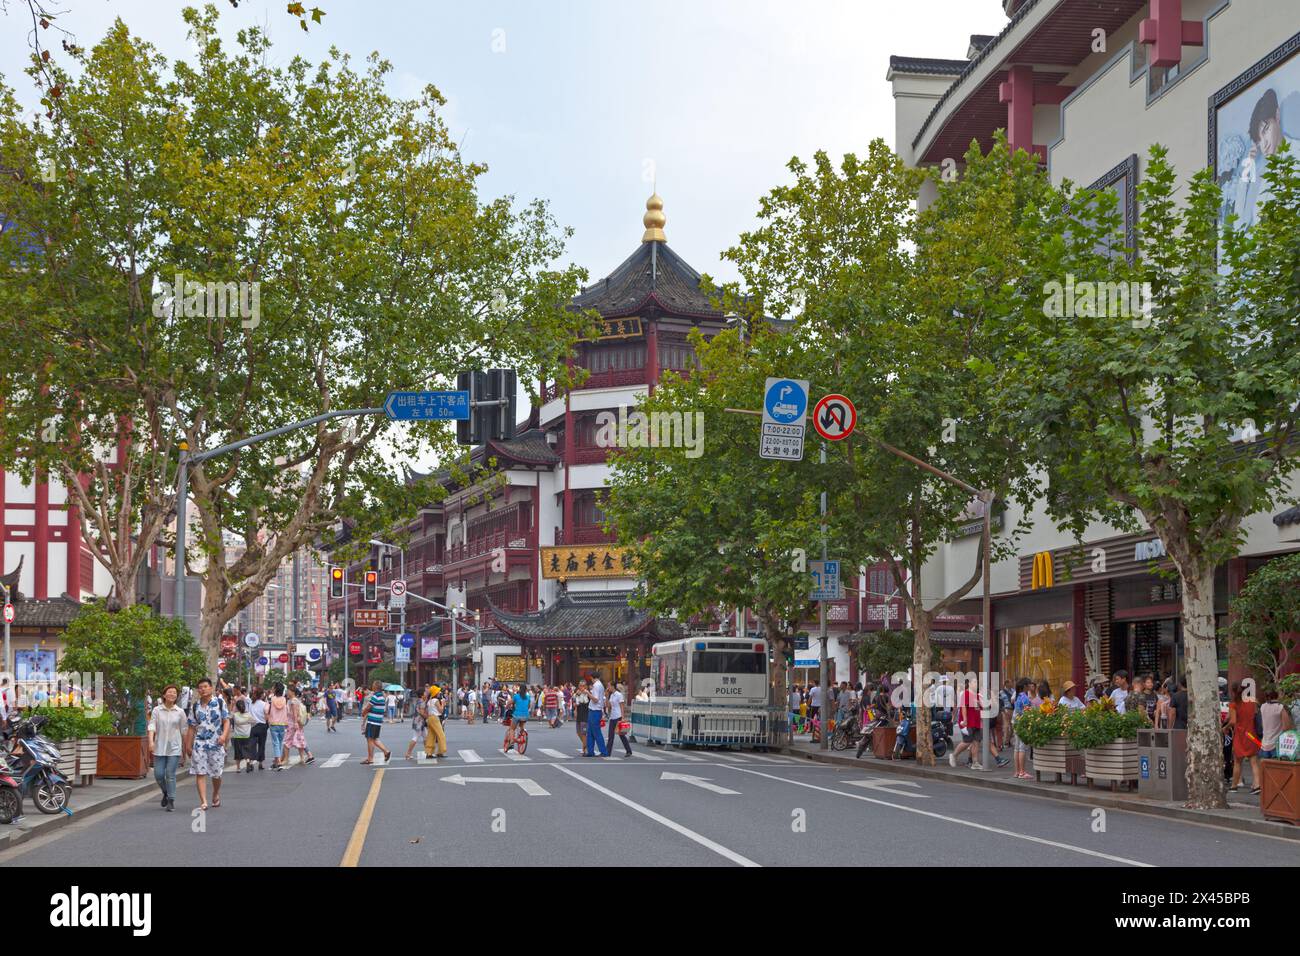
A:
[872, 726, 897, 759]
[1085, 739, 1140, 791]
[96, 735, 148, 779]
[1260, 759, 1300, 824]
[76, 736, 99, 786]
[1032, 736, 1084, 784]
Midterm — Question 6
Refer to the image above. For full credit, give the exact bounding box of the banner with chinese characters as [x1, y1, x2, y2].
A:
[541, 545, 635, 579]
[582, 316, 642, 341]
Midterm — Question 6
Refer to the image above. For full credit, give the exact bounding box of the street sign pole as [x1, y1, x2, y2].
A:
[819, 440, 829, 752]
[1, 580, 10, 681]
[399, 548, 406, 702]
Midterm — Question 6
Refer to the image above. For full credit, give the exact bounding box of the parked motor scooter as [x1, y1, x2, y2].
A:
[2, 715, 72, 816]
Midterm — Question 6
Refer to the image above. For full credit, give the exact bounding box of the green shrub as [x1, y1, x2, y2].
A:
[1063, 699, 1149, 749]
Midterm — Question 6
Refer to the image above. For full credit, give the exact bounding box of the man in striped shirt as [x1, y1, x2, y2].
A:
[361, 680, 391, 765]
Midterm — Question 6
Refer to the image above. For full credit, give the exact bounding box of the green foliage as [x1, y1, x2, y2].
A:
[1011, 702, 1071, 748]
[1227, 553, 1300, 689]
[365, 663, 400, 687]
[856, 630, 938, 679]
[30, 705, 115, 741]
[58, 604, 207, 735]
[1063, 700, 1149, 750]
[0, 2, 594, 654]
[1279, 673, 1300, 706]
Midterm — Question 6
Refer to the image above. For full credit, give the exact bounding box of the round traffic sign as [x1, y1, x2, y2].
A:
[243, 632, 260, 649]
[812, 394, 857, 441]
[258, 656, 269, 666]
[390, 579, 406, 598]
[278, 653, 289, 663]
[308, 648, 321, 661]
[399, 633, 414, 648]
[764, 378, 808, 424]
[349, 641, 362, 655]
[2, 603, 13, 624]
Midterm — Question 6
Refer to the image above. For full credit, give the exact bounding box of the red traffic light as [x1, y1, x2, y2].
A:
[330, 566, 344, 598]
[363, 569, 378, 602]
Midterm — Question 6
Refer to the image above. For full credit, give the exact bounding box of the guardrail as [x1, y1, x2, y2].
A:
[630, 700, 791, 749]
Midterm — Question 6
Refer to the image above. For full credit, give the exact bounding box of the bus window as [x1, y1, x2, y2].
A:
[655, 651, 686, 697]
[691, 650, 765, 675]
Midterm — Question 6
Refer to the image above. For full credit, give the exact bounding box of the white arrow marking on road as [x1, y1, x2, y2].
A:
[458, 749, 483, 763]
[842, 778, 929, 799]
[538, 748, 573, 760]
[321, 753, 350, 768]
[659, 771, 740, 795]
[441, 774, 549, 796]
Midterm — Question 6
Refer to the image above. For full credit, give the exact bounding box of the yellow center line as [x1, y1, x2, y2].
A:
[340, 768, 384, 867]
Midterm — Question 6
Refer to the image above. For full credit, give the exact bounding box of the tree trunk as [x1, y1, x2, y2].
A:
[199, 582, 228, 681]
[912, 610, 935, 766]
[764, 614, 789, 742]
[1182, 561, 1227, 809]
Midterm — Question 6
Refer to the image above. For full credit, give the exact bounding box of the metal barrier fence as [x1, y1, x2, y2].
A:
[631, 701, 791, 749]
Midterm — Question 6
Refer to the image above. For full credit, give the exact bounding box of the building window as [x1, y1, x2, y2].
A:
[587, 343, 645, 373]
[1000, 623, 1072, 695]
[658, 341, 696, 371]
[574, 494, 606, 527]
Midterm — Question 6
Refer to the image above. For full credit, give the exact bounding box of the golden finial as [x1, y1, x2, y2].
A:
[641, 193, 666, 242]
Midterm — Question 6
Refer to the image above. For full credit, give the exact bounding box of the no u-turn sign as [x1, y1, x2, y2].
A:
[812, 394, 856, 441]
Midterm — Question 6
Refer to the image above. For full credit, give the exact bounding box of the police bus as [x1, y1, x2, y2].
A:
[630, 635, 785, 749]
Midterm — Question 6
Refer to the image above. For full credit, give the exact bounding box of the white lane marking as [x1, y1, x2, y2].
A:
[710, 752, 751, 762]
[723, 766, 1152, 867]
[660, 771, 740, 795]
[630, 751, 665, 762]
[321, 753, 350, 768]
[458, 749, 483, 763]
[842, 778, 929, 799]
[504, 749, 531, 761]
[678, 753, 706, 762]
[744, 753, 803, 765]
[539, 749, 573, 760]
[552, 764, 758, 867]
[442, 773, 549, 796]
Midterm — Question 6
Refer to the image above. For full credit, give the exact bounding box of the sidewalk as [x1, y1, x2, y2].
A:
[0, 775, 157, 851]
[784, 737, 1300, 841]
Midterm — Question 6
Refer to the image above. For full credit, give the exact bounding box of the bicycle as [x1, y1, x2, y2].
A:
[502, 720, 529, 755]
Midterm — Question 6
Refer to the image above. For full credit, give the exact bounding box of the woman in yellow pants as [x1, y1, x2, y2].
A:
[424, 687, 448, 758]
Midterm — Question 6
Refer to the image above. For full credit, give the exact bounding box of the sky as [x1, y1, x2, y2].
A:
[0, 0, 1007, 285]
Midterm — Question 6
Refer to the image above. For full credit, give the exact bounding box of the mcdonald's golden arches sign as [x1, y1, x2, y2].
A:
[1029, 551, 1055, 590]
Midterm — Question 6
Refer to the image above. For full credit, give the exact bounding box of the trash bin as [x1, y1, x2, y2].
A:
[1137, 729, 1186, 801]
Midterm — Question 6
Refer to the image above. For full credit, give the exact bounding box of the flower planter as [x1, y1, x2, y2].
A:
[872, 726, 897, 759]
[1085, 739, 1140, 791]
[76, 736, 99, 786]
[1259, 759, 1300, 825]
[96, 735, 148, 779]
[1032, 736, 1084, 784]
[54, 741, 77, 780]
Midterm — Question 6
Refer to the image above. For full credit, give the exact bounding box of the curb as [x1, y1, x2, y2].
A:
[0, 778, 157, 852]
[782, 747, 1300, 842]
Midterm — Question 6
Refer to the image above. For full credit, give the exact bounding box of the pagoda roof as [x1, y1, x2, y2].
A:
[488, 591, 683, 644]
[572, 240, 724, 320]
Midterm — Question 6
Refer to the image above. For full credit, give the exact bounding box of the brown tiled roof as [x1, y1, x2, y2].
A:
[572, 242, 723, 319]
[888, 56, 969, 77]
[486, 429, 559, 466]
[12, 597, 82, 629]
[489, 591, 681, 643]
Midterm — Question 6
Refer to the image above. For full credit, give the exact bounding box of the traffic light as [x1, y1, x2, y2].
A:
[363, 569, 377, 603]
[330, 566, 344, 599]
[456, 369, 517, 445]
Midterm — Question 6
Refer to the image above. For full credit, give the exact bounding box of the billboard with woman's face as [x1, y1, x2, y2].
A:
[1211, 33, 1300, 233]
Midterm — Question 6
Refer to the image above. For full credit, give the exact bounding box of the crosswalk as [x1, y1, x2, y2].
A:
[320, 748, 806, 768]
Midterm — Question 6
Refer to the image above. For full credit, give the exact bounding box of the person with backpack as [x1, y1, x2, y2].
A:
[406, 691, 428, 760]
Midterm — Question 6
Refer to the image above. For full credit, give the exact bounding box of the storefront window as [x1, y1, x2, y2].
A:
[1001, 622, 1072, 695]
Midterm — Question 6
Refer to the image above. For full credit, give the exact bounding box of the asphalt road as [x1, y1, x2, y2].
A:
[3, 715, 1296, 867]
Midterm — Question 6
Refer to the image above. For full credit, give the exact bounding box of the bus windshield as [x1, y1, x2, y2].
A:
[691, 650, 765, 674]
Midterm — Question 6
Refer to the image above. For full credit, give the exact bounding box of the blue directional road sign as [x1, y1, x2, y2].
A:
[384, 390, 470, 421]
[760, 377, 809, 461]
[762, 378, 809, 425]
[809, 560, 844, 601]
[399, 633, 415, 649]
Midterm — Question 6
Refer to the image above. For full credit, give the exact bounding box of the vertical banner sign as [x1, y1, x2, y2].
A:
[759, 377, 809, 461]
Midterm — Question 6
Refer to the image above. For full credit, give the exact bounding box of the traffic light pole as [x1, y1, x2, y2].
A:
[173, 406, 383, 635]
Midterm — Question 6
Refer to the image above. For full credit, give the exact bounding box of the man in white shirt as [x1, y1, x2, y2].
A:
[1110, 671, 1129, 714]
[584, 673, 609, 757]
[808, 683, 823, 721]
[605, 683, 632, 757]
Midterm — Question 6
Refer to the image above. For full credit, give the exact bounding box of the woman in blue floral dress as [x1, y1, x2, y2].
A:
[185, 678, 230, 810]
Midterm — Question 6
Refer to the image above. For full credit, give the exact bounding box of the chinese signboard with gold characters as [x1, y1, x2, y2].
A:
[541, 546, 635, 579]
